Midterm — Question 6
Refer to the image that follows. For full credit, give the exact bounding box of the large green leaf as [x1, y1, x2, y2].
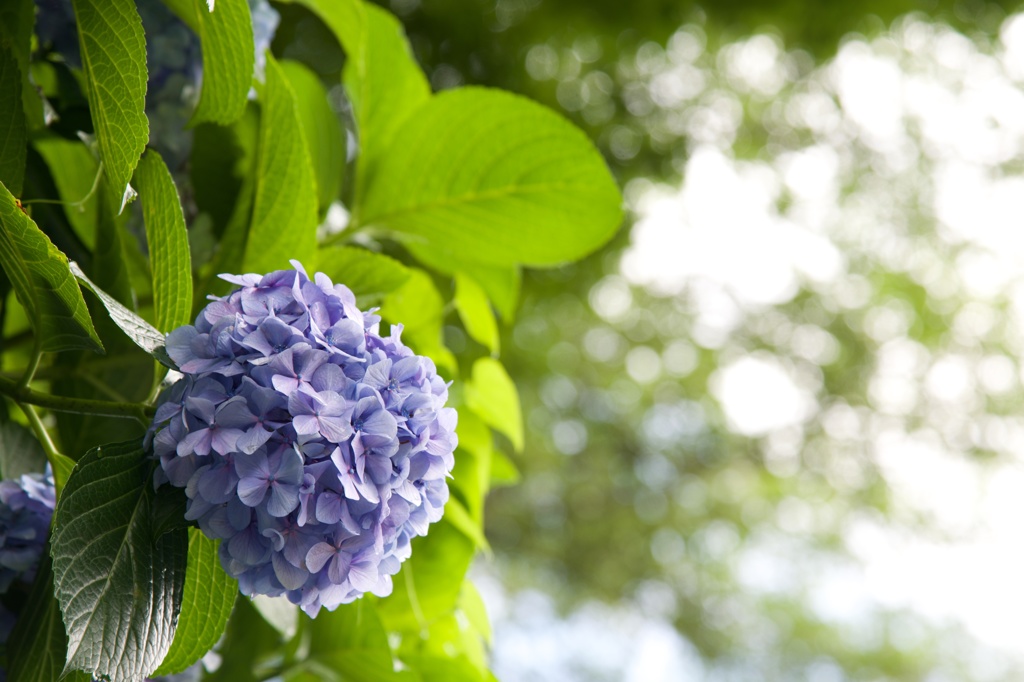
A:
[315, 245, 410, 307]
[464, 357, 523, 452]
[242, 54, 318, 274]
[7, 550, 91, 682]
[286, 0, 428, 203]
[153, 529, 238, 676]
[0, 42, 26, 197]
[359, 87, 622, 267]
[162, 0, 254, 125]
[50, 440, 188, 681]
[278, 60, 346, 213]
[133, 150, 193, 333]
[71, 0, 149, 207]
[0, 181, 103, 353]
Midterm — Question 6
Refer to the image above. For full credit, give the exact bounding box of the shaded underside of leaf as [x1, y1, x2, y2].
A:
[70, 260, 171, 362]
[50, 440, 188, 682]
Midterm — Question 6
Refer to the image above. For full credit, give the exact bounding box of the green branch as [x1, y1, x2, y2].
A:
[0, 374, 154, 422]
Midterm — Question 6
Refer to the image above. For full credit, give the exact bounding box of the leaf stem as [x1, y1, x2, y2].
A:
[21, 161, 104, 212]
[0, 374, 153, 422]
[19, 343, 42, 389]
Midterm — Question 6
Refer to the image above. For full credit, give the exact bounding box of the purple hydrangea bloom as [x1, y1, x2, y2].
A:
[0, 469, 56, 594]
[149, 263, 457, 616]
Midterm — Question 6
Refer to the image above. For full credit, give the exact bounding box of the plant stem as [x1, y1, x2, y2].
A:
[18, 403, 60, 462]
[0, 374, 153, 422]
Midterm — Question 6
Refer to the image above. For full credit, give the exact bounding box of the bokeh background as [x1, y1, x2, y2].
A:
[323, 1, 1024, 679]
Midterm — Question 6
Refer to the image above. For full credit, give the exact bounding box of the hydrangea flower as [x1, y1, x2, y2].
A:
[0, 468, 56, 594]
[149, 263, 457, 615]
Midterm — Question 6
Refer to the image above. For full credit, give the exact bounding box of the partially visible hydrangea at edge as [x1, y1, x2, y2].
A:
[0, 468, 56, 675]
[148, 263, 457, 616]
[0, 469, 56, 595]
[33, 0, 280, 170]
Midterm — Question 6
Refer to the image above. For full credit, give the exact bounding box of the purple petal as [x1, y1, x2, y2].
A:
[305, 542, 336, 573]
[272, 552, 308, 590]
[237, 477, 269, 507]
[267, 483, 300, 517]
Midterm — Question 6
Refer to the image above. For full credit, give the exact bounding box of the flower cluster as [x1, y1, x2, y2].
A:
[0, 469, 55, 594]
[150, 263, 457, 615]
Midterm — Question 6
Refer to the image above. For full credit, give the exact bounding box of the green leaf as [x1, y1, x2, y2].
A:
[458, 581, 492, 645]
[278, 60, 346, 213]
[32, 134, 101, 249]
[286, 0, 428, 203]
[153, 529, 238, 676]
[71, 0, 149, 205]
[381, 268, 455, 374]
[450, 411, 490, 521]
[49, 451, 77, 494]
[205, 596, 286, 682]
[488, 449, 520, 487]
[402, 655, 487, 682]
[7, 549, 91, 682]
[302, 601, 398, 681]
[344, 3, 430, 204]
[0, 0, 43, 130]
[465, 357, 523, 452]
[0, 181, 103, 353]
[69, 261, 175, 367]
[133, 150, 193, 333]
[242, 54, 318, 274]
[410, 242, 521, 321]
[454, 273, 499, 354]
[50, 440, 188, 681]
[359, 87, 622, 267]
[377, 521, 475, 632]
[0, 41, 26, 197]
[444, 496, 491, 554]
[308, 600, 389, 657]
[164, 0, 254, 125]
[251, 595, 299, 640]
[0, 418, 47, 479]
[315, 245, 410, 307]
